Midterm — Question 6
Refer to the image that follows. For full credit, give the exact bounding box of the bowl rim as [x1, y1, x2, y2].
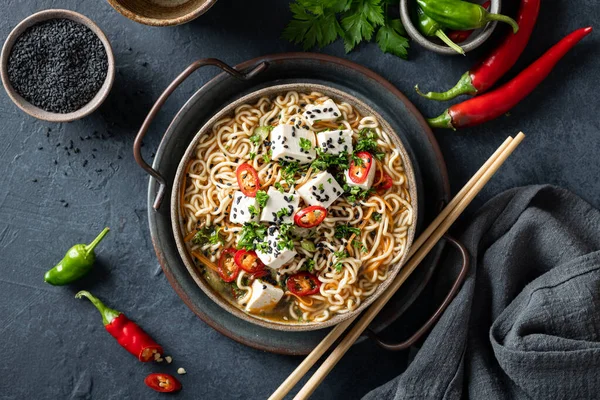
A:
[106, 0, 218, 27]
[0, 9, 115, 122]
[170, 82, 419, 332]
[399, 0, 500, 55]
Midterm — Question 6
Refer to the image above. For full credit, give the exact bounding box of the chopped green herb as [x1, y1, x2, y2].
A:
[306, 259, 316, 273]
[274, 182, 285, 193]
[334, 250, 348, 258]
[255, 241, 269, 253]
[372, 212, 382, 222]
[237, 222, 267, 250]
[279, 223, 294, 237]
[249, 152, 257, 160]
[277, 207, 291, 219]
[334, 262, 343, 272]
[318, 183, 324, 191]
[263, 149, 273, 163]
[280, 161, 306, 186]
[352, 239, 367, 253]
[334, 224, 361, 239]
[327, 177, 332, 184]
[344, 184, 374, 203]
[355, 128, 385, 160]
[248, 205, 259, 218]
[192, 226, 223, 246]
[277, 223, 295, 251]
[351, 153, 365, 167]
[256, 190, 269, 208]
[299, 137, 312, 151]
[311, 148, 350, 171]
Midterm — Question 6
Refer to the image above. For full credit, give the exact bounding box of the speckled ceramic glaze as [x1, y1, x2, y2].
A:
[170, 83, 419, 332]
[147, 53, 450, 353]
[0, 9, 115, 122]
[400, 0, 501, 55]
[106, 0, 217, 26]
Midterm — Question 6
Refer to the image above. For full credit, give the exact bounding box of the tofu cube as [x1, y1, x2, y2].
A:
[345, 160, 377, 190]
[316, 129, 353, 155]
[297, 171, 344, 209]
[270, 124, 316, 164]
[230, 191, 259, 224]
[245, 279, 284, 312]
[303, 99, 342, 126]
[256, 226, 297, 269]
[260, 187, 299, 224]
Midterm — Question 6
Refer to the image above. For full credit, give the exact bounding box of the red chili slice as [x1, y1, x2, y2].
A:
[234, 250, 265, 274]
[236, 163, 259, 197]
[287, 272, 321, 296]
[294, 206, 327, 228]
[144, 373, 182, 393]
[218, 248, 239, 282]
[375, 170, 393, 193]
[348, 152, 373, 184]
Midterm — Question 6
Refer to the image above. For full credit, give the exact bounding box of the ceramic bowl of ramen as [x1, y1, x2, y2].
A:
[170, 83, 418, 331]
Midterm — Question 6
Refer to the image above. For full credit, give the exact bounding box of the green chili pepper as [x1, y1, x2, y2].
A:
[417, 0, 519, 33]
[44, 227, 110, 285]
[416, 6, 465, 55]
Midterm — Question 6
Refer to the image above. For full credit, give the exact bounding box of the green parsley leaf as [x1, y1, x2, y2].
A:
[311, 148, 350, 171]
[237, 222, 267, 250]
[274, 182, 285, 193]
[335, 262, 344, 272]
[318, 183, 325, 191]
[299, 137, 312, 151]
[341, 0, 385, 53]
[256, 190, 269, 208]
[344, 184, 374, 203]
[352, 239, 367, 253]
[283, 1, 346, 50]
[248, 205, 259, 218]
[334, 224, 361, 239]
[192, 226, 223, 246]
[280, 161, 307, 186]
[372, 212, 382, 222]
[376, 18, 409, 59]
[276, 207, 291, 219]
[306, 259, 316, 273]
[334, 250, 349, 258]
[249, 152, 256, 160]
[262, 149, 272, 163]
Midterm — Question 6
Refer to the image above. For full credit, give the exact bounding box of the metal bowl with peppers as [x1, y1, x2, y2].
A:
[400, 0, 516, 55]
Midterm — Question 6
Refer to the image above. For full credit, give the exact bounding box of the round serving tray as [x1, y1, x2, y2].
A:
[145, 53, 450, 355]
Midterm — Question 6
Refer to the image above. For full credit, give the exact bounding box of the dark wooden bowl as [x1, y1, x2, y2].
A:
[106, 0, 217, 26]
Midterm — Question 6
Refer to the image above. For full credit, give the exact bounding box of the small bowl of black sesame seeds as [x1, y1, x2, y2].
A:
[0, 9, 115, 122]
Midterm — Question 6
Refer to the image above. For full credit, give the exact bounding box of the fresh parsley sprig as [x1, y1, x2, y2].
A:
[283, 0, 409, 59]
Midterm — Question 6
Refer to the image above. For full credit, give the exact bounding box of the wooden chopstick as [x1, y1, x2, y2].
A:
[292, 132, 525, 400]
[269, 133, 524, 400]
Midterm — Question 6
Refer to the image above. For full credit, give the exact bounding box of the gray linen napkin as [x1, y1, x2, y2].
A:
[363, 185, 600, 400]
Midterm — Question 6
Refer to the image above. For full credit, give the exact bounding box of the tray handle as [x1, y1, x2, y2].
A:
[366, 234, 470, 351]
[133, 58, 269, 210]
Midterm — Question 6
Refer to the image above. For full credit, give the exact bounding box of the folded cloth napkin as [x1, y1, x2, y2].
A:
[364, 185, 600, 400]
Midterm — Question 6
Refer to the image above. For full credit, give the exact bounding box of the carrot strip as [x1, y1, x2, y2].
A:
[184, 230, 197, 242]
[191, 251, 218, 272]
[285, 292, 314, 307]
[346, 209, 373, 253]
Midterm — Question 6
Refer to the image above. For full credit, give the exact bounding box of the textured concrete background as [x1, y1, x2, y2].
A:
[0, 0, 598, 399]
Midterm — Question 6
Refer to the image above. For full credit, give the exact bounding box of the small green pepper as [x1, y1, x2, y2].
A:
[417, 0, 519, 33]
[44, 227, 110, 285]
[416, 6, 465, 55]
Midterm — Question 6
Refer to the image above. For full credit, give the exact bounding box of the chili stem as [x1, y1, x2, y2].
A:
[487, 13, 519, 33]
[85, 227, 110, 254]
[435, 30, 465, 55]
[75, 290, 120, 326]
[415, 71, 477, 101]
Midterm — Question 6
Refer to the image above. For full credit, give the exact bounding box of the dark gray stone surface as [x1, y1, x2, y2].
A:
[0, 1, 598, 399]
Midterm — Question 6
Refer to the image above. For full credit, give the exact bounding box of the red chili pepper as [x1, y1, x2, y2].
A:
[218, 248, 239, 282]
[427, 27, 593, 129]
[287, 272, 321, 296]
[294, 206, 327, 228]
[447, 1, 491, 43]
[236, 163, 259, 197]
[145, 373, 182, 393]
[75, 291, 163, 362]
[417, 0, 540, 101]
[374, 170, 393, 193]
[234, 249, 264, 274]
[348, 152, 374, 184]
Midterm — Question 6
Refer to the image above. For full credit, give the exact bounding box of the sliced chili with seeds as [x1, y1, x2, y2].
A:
[144, 373, 182, 393]
[218, 248, 239, 282]
[234, 250, 265, 274]
[236, 163, 259, 197]
[287, 272, 321, 296]
[375, 170, 393, 193]
[294, 206, 327, 228]
[348, 152, 373, 184]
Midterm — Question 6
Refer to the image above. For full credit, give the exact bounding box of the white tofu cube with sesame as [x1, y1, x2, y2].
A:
[230, 191, 259, 224]
[316, 129, 353, 155]
[345, 160, 377, 190]
[256, 226, 297, 269]
[303, 99, 342, 126]
[297, 171, 344, 209]
[245, 279, 284, 312]
[260, 187, 299, 224]
[270, 124, 316, 164]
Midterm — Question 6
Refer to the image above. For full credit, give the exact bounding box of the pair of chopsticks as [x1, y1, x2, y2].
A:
[270, 132, 526, 400]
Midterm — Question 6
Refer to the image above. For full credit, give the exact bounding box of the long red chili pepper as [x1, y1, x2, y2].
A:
[427, 27, 593, 129]
[447, 1, 491, 43]
[76, 290, 163, 361]
[417, 0, 540, 101]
